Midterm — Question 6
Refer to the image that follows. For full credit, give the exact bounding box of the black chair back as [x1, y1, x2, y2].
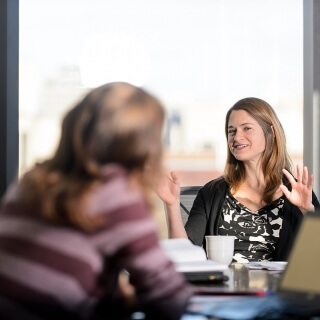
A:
[180, 186, 202, 226]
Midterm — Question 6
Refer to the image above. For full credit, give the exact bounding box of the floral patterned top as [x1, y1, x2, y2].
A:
[218, 190, 284, 263]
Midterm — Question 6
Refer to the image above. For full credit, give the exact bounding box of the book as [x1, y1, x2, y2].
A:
[160, 238, 229, 273]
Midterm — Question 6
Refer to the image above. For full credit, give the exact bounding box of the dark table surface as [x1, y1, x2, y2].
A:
[183, 263, 320, 320]
[193, 262, 282, 294]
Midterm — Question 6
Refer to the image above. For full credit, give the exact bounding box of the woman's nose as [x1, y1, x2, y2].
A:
[233, 130, 243, 140]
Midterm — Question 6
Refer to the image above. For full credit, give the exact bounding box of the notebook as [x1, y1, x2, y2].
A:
[186, 211, 320, 319]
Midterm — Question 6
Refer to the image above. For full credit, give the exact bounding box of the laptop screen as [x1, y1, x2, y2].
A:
[279, 212, 320, 297]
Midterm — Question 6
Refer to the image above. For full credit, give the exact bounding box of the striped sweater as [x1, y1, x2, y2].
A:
[0, 166, 193, 319]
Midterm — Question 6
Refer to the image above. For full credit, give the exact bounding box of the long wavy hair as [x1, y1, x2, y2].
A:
[16, 82, 165, 229]
[224, 97, 293, 205]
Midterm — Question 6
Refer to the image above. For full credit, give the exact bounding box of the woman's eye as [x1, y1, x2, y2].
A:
[228, 130, 236, 135]
[244, 127, 252, 131]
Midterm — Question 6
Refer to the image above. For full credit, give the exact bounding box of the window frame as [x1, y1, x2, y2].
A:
[0, 0, 19, 197]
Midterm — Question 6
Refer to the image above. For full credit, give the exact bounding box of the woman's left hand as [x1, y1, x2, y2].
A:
[280, 164, 315, 214]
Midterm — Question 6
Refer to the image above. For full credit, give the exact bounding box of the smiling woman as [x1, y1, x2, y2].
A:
[224, 97, 291, 206]
[156, 97, 320, 263]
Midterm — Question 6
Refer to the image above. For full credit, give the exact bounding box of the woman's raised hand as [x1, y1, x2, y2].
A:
[280, 164, 315, 214]
[154, 170, 181, 206]
[154, 170, 188, 238]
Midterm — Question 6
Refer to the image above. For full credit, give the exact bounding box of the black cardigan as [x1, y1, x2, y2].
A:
[185, 176, 320, 261]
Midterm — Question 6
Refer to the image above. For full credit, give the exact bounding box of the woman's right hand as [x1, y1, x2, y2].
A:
[154, 170, 188, 239]
[154, 171, 181, 206]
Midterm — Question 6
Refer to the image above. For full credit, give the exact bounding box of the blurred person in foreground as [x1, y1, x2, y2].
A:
[0, 82, 193, 320]
[156, 97, 320, 262]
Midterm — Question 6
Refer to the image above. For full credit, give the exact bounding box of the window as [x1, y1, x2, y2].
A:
[20, 0, 303, 186]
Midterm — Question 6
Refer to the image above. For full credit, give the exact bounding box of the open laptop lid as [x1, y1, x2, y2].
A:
[278, 211, 320, 305]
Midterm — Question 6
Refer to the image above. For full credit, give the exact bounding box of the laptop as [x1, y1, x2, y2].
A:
[276, 211, 320, 308]
[186, 211, 320, 319]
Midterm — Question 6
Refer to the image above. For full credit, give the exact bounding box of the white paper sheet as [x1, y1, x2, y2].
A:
[243, 261, 287, 271]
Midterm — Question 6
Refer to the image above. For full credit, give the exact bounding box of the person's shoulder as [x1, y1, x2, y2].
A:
[201, 175, 227, 192]
[194, 176, 228, 206]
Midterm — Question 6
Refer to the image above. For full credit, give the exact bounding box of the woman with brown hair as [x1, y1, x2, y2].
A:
[0, 82, 193, 320]
[157, 97, 319, 262]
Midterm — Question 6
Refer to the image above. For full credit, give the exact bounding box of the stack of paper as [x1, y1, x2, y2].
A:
[160, 238, 228, 272]
[243, 261, 287, 271]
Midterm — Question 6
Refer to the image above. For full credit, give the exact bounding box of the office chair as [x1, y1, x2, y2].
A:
[180, 186, 202, 226]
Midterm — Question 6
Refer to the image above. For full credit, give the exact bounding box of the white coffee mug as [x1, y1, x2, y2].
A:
[205, 235, 235, 265]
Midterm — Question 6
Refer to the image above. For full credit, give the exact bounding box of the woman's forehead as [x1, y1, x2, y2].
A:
[228, 109, 259, 126]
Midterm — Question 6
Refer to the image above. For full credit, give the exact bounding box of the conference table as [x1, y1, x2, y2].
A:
[194, 262, 281, 293]
[182, 263, 318, 320]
